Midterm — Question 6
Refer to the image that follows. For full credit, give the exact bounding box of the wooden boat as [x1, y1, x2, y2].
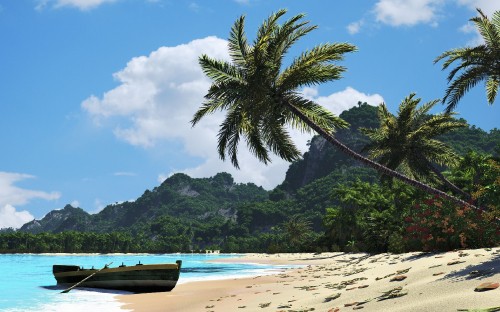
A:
[53, 260, 182, 293]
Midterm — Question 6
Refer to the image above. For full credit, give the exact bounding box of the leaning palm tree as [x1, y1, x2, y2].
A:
[361, 93, 470, 199]
[434, 8, 500, 113]
[192, 9, 472, 209]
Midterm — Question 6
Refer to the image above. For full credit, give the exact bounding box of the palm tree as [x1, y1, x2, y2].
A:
[282, 215, 313, 249]
[434, 8, 500, 113]
[361, 93, 470, 199]
[192, 9, 472, 209]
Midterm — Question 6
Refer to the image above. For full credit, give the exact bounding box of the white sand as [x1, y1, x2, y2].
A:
[119, 247, 500, 311]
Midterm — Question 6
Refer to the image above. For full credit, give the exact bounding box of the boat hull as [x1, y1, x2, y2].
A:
[53, 261, 182, 293]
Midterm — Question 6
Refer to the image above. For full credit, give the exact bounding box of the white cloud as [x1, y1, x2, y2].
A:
[347, 20, 364, 34]
[91, 198, 106, 214]
[70, 200, 80, 207]
[36, 0, 117, 10]
[157, 173, 170, 184]
[457, 4, 500, 46]
[0, 172, 60, 229]
[374, 0, 445, 26]
[371, 0, 499, 28]
[0, 205, 34, 229]
[82, 36, 229, 152]
[82, 37, 384, 189]
[302, 87, 384, 114]
[456, 0, 499, 16]
[460, 22, 484, 45]
[0, 172, 61, 207]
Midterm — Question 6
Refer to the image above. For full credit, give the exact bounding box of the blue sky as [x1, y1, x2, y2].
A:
[1, 0, 499, 228]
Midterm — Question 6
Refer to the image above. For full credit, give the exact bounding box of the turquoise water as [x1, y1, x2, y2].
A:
[0, 254, 281, 311]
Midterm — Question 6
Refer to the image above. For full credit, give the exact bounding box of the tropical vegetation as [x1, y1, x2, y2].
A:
[361, 93, 469, 198]
[1, 104, 498, 254]
[1, 9, 499, 255]
[435, 8, 500, 112]
[193, 9, 472, 211]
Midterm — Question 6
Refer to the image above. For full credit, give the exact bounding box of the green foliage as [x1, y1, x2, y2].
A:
[435, 9, 500, 112]
[361, 93, 466, 186]
[322, 180, 413, 253]
[439, 122, 500, 156]
[279, 215, 316, 252]
[387, 232, 406, 254]
[193, 9, 355, 169]
[404, 195, 499, 251]
[2, 105, 499, 254]
[0, 231, 135, 253]
[448, 152, 500, 210]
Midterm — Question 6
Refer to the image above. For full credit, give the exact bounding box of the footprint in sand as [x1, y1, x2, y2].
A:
[390, 275, 407, 282]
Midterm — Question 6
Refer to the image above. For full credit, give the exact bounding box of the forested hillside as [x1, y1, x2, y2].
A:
[1, 104, 498, 254]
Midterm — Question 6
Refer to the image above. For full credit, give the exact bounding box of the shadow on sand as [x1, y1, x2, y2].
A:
[440, 252, 500, 282]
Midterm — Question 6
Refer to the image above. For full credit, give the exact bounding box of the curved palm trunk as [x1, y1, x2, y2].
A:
[426, 162, 472, 201]
[284, 101, 477, 210]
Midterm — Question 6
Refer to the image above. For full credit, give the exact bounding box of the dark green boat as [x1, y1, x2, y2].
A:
[53, 260, 182, 293]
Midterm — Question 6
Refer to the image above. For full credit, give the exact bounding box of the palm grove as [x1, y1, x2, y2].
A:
[1, 9, 498, 254]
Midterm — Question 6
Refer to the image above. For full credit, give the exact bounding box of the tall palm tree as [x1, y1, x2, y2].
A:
[361, 93, 470, 199]
[192, 9, 472, 209]
[434, 8, 500, 113]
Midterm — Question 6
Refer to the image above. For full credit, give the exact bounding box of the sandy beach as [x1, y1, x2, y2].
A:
[119, 248, 500, 312]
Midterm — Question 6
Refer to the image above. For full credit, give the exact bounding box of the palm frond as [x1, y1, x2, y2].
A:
[199, 54, 244, 84]
[397, 93, 419, 130]
[414, 99, 439, 121]
[268, 13, 316, 66]
[217, 107, 244, 168]
[279, 43, 357, 90]
[471, 8, 500, 50]
[421, 140, 460, 167]
[253, 9, 287, 63]
[486, 76, 499, 104]
[435, 8, 500, 112]
[492, 10, 500, 31]
[244, 120, 272, 166]
[191, 99, 225, 126]
[228, 15, 249, 67]
[443, 47, 488, 81]
[287, 94, 349, 132]
[261, 121, 301, 162]
[443, 66, 487, 113]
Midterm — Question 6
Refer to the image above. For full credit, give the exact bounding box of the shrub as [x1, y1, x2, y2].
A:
[403, 195, 499, 251]
[387, 232, 406, 254]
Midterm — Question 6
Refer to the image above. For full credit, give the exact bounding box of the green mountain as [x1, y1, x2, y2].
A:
[20, 205, 91, 233]
[22, 172, 269, 232]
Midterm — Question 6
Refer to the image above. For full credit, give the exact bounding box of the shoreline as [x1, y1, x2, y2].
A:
[119, 248, 500, 312]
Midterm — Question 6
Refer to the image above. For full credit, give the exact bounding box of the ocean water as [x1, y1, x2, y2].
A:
[0, 254, 283, 312]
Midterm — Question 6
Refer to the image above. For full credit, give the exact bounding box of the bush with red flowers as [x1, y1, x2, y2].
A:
[403, 195, 499, 251]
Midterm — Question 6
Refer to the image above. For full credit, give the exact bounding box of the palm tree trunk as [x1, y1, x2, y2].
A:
[426, 162, 472, 201]
[283, 100, 476, 210]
